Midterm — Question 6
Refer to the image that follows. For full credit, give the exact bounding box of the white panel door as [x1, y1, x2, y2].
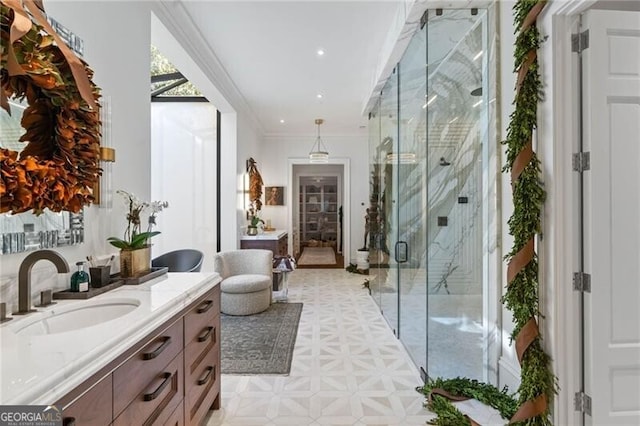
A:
[582, 9, 640, 426]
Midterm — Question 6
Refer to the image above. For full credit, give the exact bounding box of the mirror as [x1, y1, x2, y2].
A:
[0, 99, 85, 255]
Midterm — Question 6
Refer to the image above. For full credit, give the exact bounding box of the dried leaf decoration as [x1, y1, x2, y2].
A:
[0, 0, 101, 214]
[247, 157, 263, 211]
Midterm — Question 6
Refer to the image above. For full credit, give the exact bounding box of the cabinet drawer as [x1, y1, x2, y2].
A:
[185, 346, 220, 426]
[163, 400, 183, 426]
[113, 352, 184, 426]
[184, 316, 219, 385]
[184, 287, 220, 347]
[113, 319, 184, 417]
[61, 374, 112, 426]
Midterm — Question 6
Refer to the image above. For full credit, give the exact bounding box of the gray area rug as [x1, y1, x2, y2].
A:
[221, 303, 303, 375]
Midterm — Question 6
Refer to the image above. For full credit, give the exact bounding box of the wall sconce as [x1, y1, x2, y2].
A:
[95, 96, 115, 208]
[94, 147, 116, 207]
[100, 147, 115, 162]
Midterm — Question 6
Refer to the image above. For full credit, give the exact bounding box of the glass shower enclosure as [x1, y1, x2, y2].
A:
[368, 8, 493, 382]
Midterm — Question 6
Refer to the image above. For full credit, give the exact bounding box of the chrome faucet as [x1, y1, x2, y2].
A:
[14, 250, 70, 315]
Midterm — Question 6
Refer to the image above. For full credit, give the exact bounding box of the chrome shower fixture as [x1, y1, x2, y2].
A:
[439, 157, 451, 166]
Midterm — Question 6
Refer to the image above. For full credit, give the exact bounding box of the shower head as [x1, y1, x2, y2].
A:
[470, 87, 482, 97]
[439, 157, 451, 166]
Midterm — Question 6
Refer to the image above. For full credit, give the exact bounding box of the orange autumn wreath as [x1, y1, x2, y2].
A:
[0, 0, 101, 214]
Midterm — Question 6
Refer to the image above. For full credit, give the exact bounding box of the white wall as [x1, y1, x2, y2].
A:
[261, 133, 369, 263]
[0, 1, 153, 311]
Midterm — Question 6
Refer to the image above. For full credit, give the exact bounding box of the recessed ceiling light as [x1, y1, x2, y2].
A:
[316, 93, 323, 99]
[317, 49, 325, 56]
[280, 119, 285, 124]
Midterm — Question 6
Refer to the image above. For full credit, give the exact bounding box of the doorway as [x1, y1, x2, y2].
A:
[575, 8, 640, 426]
[549, 2, 640, 423]
[287, 158, 351, 268]
[291, 164, 344, 268]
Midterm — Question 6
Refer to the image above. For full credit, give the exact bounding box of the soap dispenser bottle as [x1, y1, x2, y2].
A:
[71, 261, 90, 292]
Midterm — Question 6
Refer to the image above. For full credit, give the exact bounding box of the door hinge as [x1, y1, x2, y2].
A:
[574, 391, 592, 415]
[573, 152, 590, 172]
[573, 272, 591, 293]
[572, 30, 590, 53]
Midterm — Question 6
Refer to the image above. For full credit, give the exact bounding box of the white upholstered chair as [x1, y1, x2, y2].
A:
[213, 249, 272, 315]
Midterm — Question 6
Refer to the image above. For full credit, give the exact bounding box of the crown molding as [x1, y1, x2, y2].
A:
[152, 1, 264, 134]
[263, 132, 367, 141]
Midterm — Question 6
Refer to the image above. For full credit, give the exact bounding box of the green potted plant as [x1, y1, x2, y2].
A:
[247, 212, 264, 236]
[108, 190, 168, 277]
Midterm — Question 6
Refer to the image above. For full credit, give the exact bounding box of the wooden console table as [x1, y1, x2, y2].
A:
[240, 230, 288, 256]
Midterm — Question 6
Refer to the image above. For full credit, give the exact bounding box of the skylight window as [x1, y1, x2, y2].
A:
[150, 45, 204, 99]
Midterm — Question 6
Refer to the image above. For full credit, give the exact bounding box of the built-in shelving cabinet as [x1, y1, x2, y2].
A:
[299, 183, 339, 248]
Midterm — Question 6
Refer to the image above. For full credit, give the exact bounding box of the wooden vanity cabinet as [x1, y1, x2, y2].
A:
[184, 288, 221, 425]
[113, 319, 184, 421]
[60, 374, 112, 426]
[165, 400, 185, 426]
[113, 351, 184, 426]
[56, 285, 221, 426]
[113, 317, 184, 426]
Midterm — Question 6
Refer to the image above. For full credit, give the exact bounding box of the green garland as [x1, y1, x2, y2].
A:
[418, 378, 518, 425]
[417, 1, 557, 424]
[503, 1, 557, 424]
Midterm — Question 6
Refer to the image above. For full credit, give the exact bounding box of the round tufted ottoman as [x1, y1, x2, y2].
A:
[220, 274, 272, 315]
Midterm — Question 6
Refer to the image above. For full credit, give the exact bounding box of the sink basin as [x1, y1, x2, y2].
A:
[12, 298, 141, 337]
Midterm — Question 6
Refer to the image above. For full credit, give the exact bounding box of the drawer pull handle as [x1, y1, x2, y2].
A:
[63, 418, 76, 426]
[197, 366, 214, 386]
[142, 336, 171, 360]
[197, 326, 214, 342]
[144, 372, 172, 401]
[197, 300, 214, 314]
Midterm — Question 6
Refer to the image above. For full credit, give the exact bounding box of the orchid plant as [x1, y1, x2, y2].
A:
[107, 190, 169, 250]
[247, 204, 264, 228]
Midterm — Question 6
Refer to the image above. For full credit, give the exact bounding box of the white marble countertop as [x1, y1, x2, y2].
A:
[240, 229, 287, 240]
[0, 272, 221, 405]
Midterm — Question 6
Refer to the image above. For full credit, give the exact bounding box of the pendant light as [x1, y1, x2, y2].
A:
[309, 118, 329, 163]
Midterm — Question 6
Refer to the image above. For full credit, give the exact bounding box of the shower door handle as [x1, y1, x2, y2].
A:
[395, 241, 408, 263]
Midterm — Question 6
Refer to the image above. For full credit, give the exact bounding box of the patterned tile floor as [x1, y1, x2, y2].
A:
[206, 269, 435, 426]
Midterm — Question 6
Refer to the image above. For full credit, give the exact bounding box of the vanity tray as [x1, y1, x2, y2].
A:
[53, 279, 125, 300]
[112, 266, 169, 285]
